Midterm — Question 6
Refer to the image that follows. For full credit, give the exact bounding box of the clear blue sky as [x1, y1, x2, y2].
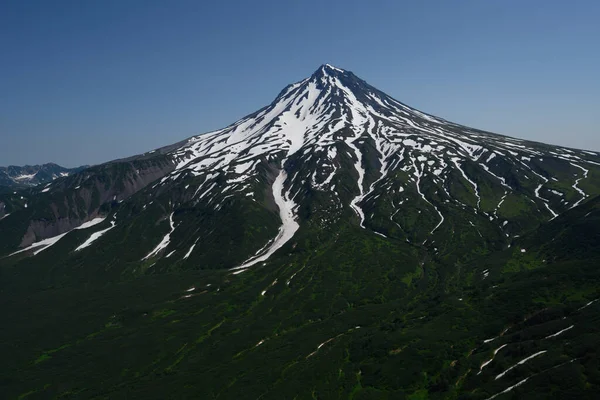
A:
[1, 0, 599, 167]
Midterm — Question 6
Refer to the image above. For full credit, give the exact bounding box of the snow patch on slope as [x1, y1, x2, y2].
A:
[75, 220, 116, 251]
[232, 168, 299, 272]
[142, 213, 176, 260]
[10, 217, 107, 256]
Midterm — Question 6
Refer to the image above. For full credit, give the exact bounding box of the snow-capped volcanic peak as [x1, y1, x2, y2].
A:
[170, 64, 434, 178]
[172, 65, 353, 170]
[151, 65, 599, 269]
[168, 64, 597, 197]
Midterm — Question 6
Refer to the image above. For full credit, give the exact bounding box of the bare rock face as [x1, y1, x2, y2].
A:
[17, 158, 175, 248]
[19, 214, 100, 247]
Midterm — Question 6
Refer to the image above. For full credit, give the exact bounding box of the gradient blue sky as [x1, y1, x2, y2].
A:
[2, 0, 599, 167]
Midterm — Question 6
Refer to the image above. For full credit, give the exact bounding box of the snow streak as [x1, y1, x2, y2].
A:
[142, 213, 175, 260]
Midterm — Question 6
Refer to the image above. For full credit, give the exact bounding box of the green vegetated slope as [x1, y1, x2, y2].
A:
[1, 196, 599, 399]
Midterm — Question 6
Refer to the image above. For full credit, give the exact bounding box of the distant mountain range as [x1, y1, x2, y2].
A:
[0, 163, 87, 188]
[1, 65, 600, 399]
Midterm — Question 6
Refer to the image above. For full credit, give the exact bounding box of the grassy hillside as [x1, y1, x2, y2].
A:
[1, 197, 599, 399]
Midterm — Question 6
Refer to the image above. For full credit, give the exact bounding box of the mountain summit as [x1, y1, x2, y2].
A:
[2, 65, 600, 399]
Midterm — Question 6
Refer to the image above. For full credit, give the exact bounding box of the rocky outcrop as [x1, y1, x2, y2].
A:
[17, 157, 175, 248]
[19, 214, 100, 247]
